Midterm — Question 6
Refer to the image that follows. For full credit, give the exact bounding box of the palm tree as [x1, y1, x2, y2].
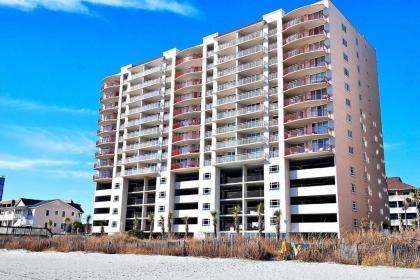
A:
[47, 219, 53, 231]
[210, 210, 218, 238]
[182, 216, 189, 238]
[63, 217, 70, 234]
[72, 220, 82, 234]
[257, 202, 264, 238]
[85, 214, 91, 234]
[159, 215, 165, 239]
[148, 213, 155, 240]
[402, 197, 412, 230]
[167, 211, 173, 239]
[273, 209, 282, 240]
[133, 212, 141, 232]
[411, 189, 420, 229]
[232, 205, 241, 235]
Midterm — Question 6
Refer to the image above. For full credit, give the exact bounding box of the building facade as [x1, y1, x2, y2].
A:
[93, 0, 388, 237]
[0, 176, 4, 201]
[0, 198, 83, 234]
[387, 177, 419, 230]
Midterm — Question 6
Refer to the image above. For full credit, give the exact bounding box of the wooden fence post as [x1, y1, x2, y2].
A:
[182, 240, 187, 256]
[355, 244, 360, 265]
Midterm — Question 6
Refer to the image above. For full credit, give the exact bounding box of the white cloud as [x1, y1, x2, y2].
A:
[44, 169, 93, 179]
[0, 156, 77, 170]
[1, 126, 96, 155]
[0, 96, 96, 116]
[383, 142, 404, 151]
[0, 0, 199, 16]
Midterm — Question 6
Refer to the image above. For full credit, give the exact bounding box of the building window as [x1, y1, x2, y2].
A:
[71, 212, 75, 217]
[350, 166, 356, 176]
[342, 38, 347, 47]
[344, 83, 350, 92]
[202, 203, 210, 210]
[351, 183, 357, 193]
[348, 146, 354, 155]
[203, 188, 211, 195]
[53, 223, 57, 227]
[269, 165, 279, 173]
[346, 113, 352, 123]
[55, 211, 58, 215]
[345, 98, 351, 107]
[343, 52, 348, 62]
[352, 201, 357, 211]
[159, 191, 166, 198]
[113, 196, 119, 202]
[341, 23, 347, 32]
[344, 68, 349, 77]
[44, 222, 48, 228]
[357, 65, 360, 73]
[61, 223, 65, 230]
[355, 38, 359, 45]
[160, 177, 167, 184]
[111, 221, 117, 228]
[347, 129, 353, 138]
[158, 206, 165, 212]
[62, 211, 65, 217]
[353, 219, 358, 228]
[202, 219, 210, 226]
[203, 173, 211, 180]
[356, 52, 359, 59]
[270, 200, 280, 208]
[270, 182, 280, 190]
[46, 210, 50, 216]
[112, 208, 118, 215]
[114, 183, 120, 189]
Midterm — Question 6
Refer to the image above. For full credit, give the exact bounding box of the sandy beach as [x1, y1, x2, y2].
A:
[0, 250, 418, 280]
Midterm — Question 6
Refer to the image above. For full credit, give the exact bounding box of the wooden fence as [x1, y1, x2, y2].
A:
[0, 226, 52, 238]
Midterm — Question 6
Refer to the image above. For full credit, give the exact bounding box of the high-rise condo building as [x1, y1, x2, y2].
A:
[93, 0, 389, 237]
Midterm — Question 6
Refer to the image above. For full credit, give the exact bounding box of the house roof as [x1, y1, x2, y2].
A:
[19, 198, 44, 207]
[2, 198, 84, 213]
[386, 177, 417, 191]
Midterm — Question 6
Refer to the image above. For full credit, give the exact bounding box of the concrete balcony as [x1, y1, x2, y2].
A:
[171, 160, 199, 171]
[291, 222, 338, 233]
[173, 118, 200, 132]
[284, 59, 327, 80]
[94, 161, 113, 170]
[285, 143, 334, 159]
[284, 109, 331, 127]
[174, 92, 201, 106]
[100, 92, 119, 103]
[123, 166, 158, 177]
[96, 137, 116, 147]
[283, 25, 327, 50]
[93, 173, 112, 182]
[176, 54, 202, 67]
[283, 41, 326, 65]
[283, 10, 326, 34]
[215, 152, 264, 166]
[130, 66, 161, 81]
[285, 126, 332, 143]
[290, 203, 338, 215]
[290, 185, 336, 197]
[128, 90, 160, 104]
[175, 66, 202, 80]
[283, 72, 329, 95]
[284, 92, 330, 111]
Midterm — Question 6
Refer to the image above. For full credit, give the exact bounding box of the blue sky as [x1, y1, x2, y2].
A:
[0, 0, 419, 221]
